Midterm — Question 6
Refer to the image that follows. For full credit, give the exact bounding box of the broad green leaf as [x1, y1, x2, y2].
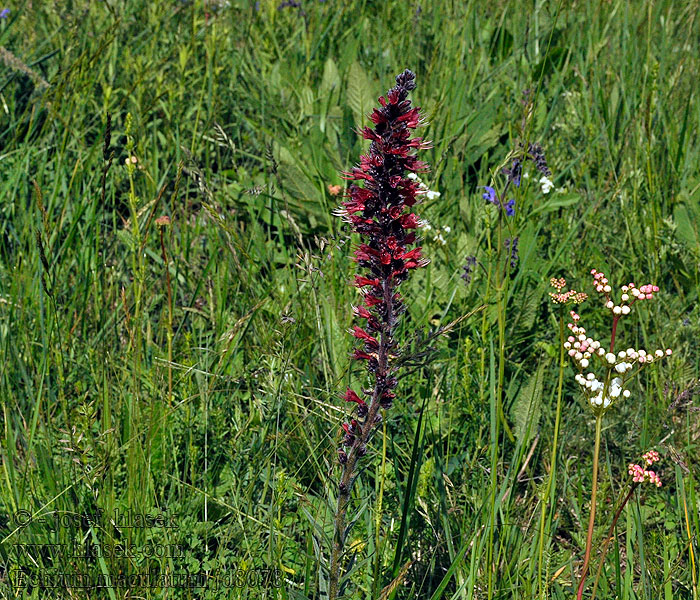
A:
[347, 61, 375, 130]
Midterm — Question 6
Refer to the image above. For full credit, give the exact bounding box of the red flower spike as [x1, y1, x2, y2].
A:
[333, 69, 431, 468]
[331, 69, 433, 600]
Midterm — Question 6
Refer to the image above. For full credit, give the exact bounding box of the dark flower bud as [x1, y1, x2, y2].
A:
[462, 255, 477, 284]
[338, 449, 348, 464]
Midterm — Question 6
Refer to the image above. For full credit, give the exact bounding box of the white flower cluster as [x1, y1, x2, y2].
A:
[540, 176, 554, 194]
[407, 172, 441, 201]
[564, 306, 672, 413]
[574, 373, 630, 409]
[421, 219, 450, 246]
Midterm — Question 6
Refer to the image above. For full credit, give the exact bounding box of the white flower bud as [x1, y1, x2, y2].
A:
[605, 353, 616, 364]
[622, 389, 631, 398]
[621, 293, 629, 301]
[580, 359, 589, 368]
[613, 306, 622, 315]
[621, 305, 630, 315]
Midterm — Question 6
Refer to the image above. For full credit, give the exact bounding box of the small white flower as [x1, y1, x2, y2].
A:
[580, 358, 589, 368]
[606, 353, 616, 364]
[623, 389, 631, 398]
[426, 190, 441, 200]
[613, 306, 622, 315]
[442, 225, 451, 233]
[540, 176, 554, 194]
[407, 173, 419, 181]
[621, 306, 630, 315]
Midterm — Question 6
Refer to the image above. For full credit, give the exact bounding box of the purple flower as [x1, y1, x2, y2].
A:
[483, 186, 515, 217]
[0, 8, 9, 18]
[527, 143, 551, 176]
[462, 255, 477, 284]
[482, 186, 497, 204]
[502, 159, 522, 187]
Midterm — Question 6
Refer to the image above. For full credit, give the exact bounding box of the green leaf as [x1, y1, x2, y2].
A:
[512, 361, 545, 447]
[673, 202, 700, 251]
[529, 193, 579, 216]
[347, 61, 375, 130]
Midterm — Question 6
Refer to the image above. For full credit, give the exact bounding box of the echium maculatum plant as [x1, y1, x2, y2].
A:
[328, 69, 431, 600]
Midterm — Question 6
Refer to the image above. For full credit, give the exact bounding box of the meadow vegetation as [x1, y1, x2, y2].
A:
[0, 1, 699, 598]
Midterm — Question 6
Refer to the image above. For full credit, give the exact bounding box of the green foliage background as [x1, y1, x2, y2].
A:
[0, 0, 699, 598]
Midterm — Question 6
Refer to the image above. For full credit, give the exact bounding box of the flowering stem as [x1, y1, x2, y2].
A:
[609, 315, 620, 353]
[537, 314, 566, 598]
[590, 482, 639, 600]
[577, 413, 603, 600]
[329, 280, 393, 600]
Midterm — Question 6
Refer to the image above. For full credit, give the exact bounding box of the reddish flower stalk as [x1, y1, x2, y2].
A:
[328, 69, 431, 600]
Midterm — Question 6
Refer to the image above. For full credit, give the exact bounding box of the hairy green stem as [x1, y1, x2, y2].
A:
[329, 278, 393, 600]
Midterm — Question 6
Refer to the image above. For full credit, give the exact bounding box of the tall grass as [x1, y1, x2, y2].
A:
[0, 1, 698, 598]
